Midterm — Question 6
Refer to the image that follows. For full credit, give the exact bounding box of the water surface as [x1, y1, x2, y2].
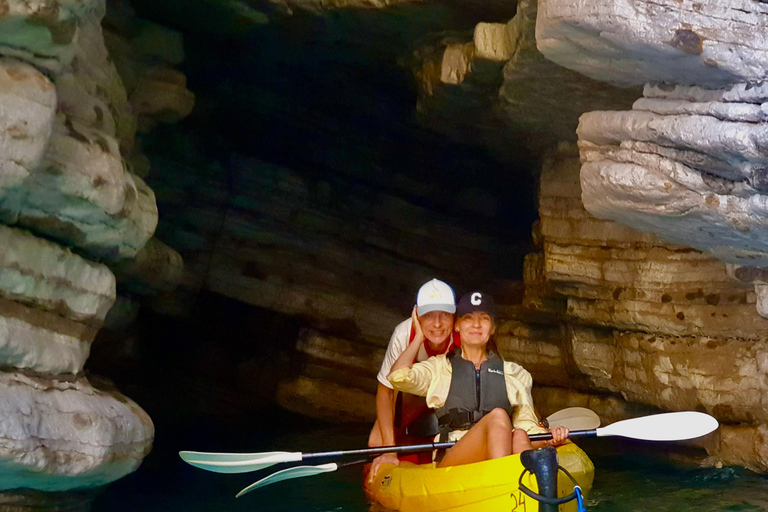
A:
[91, 410, 768, 512]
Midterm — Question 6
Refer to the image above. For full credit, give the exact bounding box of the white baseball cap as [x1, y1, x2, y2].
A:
[416, 279, 456, 316]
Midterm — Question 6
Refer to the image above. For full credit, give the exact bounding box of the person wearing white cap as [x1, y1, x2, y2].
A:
[367, 279, 457, 481]
[386, 291, 569, 468]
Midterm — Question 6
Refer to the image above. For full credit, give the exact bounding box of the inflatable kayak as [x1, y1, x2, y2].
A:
[364, 443, 594, 512]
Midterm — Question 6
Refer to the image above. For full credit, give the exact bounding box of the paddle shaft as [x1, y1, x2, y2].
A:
[299, 429, 597, 462]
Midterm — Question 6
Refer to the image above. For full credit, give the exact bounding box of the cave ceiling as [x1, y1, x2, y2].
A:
[127, 0, 541, 228]
[116, 0, 641, 321]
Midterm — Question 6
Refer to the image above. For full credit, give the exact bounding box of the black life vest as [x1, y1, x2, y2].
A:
[435, 348, 514, 439]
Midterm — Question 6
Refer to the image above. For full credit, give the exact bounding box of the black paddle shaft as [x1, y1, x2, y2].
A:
[300, 429, 597, 462]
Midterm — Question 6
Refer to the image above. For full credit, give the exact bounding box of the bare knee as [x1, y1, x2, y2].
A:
[485, 408, 513, 428]
[511, 427, 532, 454]
[512, 428, 530, 444]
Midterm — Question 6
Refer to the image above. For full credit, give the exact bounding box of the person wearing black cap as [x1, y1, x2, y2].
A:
[388, 291, 569, 467]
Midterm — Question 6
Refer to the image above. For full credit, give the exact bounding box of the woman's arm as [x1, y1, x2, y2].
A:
[389, 307, 424, 373]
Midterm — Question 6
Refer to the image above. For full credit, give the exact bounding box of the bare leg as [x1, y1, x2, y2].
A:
[512, 428, 533, 453]
[437, 408, 513, 468]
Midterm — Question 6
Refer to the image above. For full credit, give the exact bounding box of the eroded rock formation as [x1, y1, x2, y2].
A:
[0, 0, 191, 498]
[531, 1, 768, 320]
[499, 146, 768, 471]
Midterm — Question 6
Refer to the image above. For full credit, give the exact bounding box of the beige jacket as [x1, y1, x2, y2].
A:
[388, 353, 548, 441]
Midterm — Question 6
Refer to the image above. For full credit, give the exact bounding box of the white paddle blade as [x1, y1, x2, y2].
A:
[546, 407, 601, 431]
[597, 411, 719, 441]
[179, 451, 302, 473]
[236, 463, 338, 497]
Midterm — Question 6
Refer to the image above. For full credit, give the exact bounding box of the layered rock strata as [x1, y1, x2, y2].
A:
[0, 4, 158, 261]
[537, 0, 768, 88]
[0, 372, 153, 492]
[150, 154, 511, 345]
[533, 1, 768, 320]
[503, 146, 768, 470]
[149, 151, 529, 419]
[414, 0, 640, 158]
[0, 0, 197, 495]
[521, 2, 768, 470]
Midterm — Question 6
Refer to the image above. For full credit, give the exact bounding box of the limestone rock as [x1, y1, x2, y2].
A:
[0, 59, 56, 188]
[0, 371, 153, 491]
[0, 297, 96, 375]
[0, 113, 158, 260]
[295, 329, 383, 392]
[0, 225, 115, 324]
[0, 0, 103, 73]
[569, 326, 768, 424]
[130, 21, 185, 65]
[712, 424, 768, 473]
[111, 237, 183, 296]
[496, 320, 574, 388]
[531, 386, 660, 427]
[65, 6, 136, 154]
[474, 23, 512, 62]
[152, 155, 510, 342]
[499, 0, 640, 148]
[276, 376, 375, 423]
[205, 264, 404, 345]
[578, 83, 768, 266]
[537, 0, 768, 88]
[539, 144, 659, 248]
[538, 145, 761, 337]
[102, 295, 139, 332]
[130, 68, 195, 132]
[439, 43, 474, 85]
[521, 252, 566, 317]
[414, 0, 639, 158]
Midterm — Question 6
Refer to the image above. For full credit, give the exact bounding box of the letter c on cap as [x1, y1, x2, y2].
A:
[471, 292, 482, 305]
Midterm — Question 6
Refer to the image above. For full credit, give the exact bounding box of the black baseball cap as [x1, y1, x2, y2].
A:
[455, 291, 496, 319]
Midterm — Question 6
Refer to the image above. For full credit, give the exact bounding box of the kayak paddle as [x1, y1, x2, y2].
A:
[233, 411, 719, 495]
[180, 406, 599, 473]
[236, 463, 338, 497]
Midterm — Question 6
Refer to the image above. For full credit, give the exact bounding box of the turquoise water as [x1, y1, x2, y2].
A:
[91, 411, 768, 512]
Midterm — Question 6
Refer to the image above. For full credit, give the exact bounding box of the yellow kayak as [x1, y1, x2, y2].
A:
[364, 443, 594, 512]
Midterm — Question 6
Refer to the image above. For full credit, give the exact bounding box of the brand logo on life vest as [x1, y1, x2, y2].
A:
[488, 368, 503, 376]
[471, 292, 482, 305]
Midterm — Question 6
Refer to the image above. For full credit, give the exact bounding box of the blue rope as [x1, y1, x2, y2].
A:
[574, 485, 587, 512]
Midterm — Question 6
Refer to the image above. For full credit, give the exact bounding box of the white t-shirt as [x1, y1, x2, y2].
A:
[377, 318, 434, 389]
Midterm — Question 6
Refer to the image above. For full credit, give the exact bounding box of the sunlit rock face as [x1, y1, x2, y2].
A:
[537, 0, 768, 88]
[0, 2, 158, 261]
[579, 85, 768, 268]
[0, 0, 198, 496]
[535, 0, 768, 321]
[0, 372, 153, 492]
[500, 146, 768, 471]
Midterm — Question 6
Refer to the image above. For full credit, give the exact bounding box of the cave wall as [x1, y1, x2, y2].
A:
[2, 0, 767, 495]
[0, 0, 195, 500]
[497, 146, 768, 471]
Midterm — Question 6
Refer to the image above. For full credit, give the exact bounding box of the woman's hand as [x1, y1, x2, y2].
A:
[367, 452, 399, 484]
[546, 425, 569, 446]
[411, 306, 425, 344]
